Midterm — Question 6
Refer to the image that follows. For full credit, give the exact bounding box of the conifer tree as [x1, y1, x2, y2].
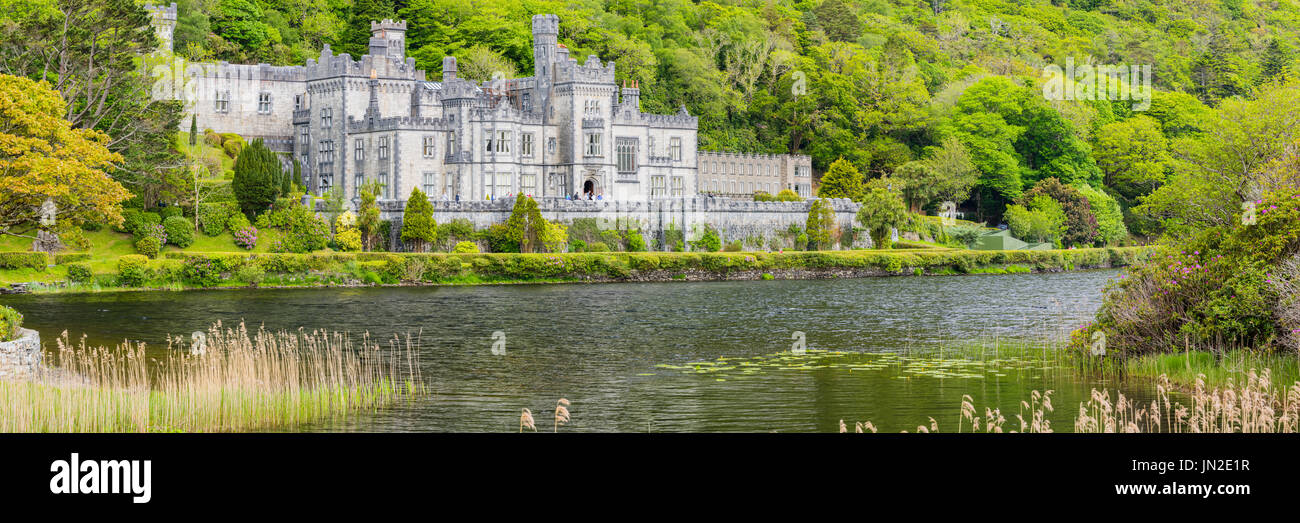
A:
[817, 157, 865, 201]
[401, 187, 437, 252]
[231, 139, 280, 218]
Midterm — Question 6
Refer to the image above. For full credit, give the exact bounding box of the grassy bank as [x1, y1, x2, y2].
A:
[1122, 349, 1300, 391]
[0, 322, 423, 432]
[2, 246, 1153, 294]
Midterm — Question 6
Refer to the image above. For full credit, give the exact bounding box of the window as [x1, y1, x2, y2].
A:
[672, 176, 684, 196]
[378, 137, 389, 160]
[354, 139, 365, 161]
[670, 137, 682, 161]
[214, 91, 229, 113]
[299, 127, 310, 154]
[484, 131, 493, 152]
[444, 173, 456, 198]
[521, 173, 536, 195]
[378, 172, 389, 198]
[257, 92, 272, 114]
[294, 95, 302, 111]
[320, 108, 332, 128]
[423, 172, 437, 195]
[521, 93, 532, 112]
[318, 140, 335, 162]
[423, 136, 436, 158]
[354, 173, 364, 197]
[550, 172, 565, 197]
[616, 138, 636, 173]
[496, 131, 511, 153]
[547, 137, 556, 154]
[585, 132, 602, 156]
[447, 131, 457, 155]
[651, 175, 666, 197]
[483, 172, 513, 198]
[648, 136, 655, 156]
[521, 133, 534, 156]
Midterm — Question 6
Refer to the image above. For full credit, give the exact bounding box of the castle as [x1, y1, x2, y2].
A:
[148, 5, 812, 205]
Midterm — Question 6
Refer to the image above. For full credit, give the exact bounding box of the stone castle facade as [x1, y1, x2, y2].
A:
[148, 6, 811, 205]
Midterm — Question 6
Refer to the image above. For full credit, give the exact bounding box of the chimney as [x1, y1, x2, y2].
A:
[621, 79, 641, 111]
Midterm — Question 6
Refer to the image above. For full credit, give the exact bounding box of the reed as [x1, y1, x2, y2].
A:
[0, 321, 424, 432]
[844, 371, 1300, 434]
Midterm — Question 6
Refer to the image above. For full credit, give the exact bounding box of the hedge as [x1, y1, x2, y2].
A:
[0, 252, 51, 270]
[156, 246, 1151, 284]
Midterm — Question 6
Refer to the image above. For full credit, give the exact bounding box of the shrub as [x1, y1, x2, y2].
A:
[65, 262, 93, 283]
[0, 252, 51, 270]
[586, 241, 610, 252]
[181, 257, 222, 287]
[235, 264, 265, 286]
[159, 206, 183, 219]
[807, 199, 837, 250]
[134, 236, 162, 258]
[453, 241, 479, 253]
[233, 226, 259, 250]
[1020, 178, 1098, 247]
[691, 225, 721, 252]
[124, 211, 161, 238]
[257, 205, 329, 253]
[626, 230, 647, 252]
[163, 216, 195, 248]
[117, 255, 149, 286]
[198, 202, 234, 236]
[856, 182, 908, 250]
[60, 228, 92, 251]
[0, 305, 22, 341]
[334, 212, 362, 252]
[204, 132, 223, 147]
[227, 212, 251, 232]
[222, 137, 244, 158]
[945, 223, 985, 248]
[775, 189, 803, 202]
[795, 233, 808, 250]
[723, 240, 743, 252]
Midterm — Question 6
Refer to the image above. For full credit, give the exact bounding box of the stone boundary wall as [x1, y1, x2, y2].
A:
[353, 197, 868, 251]
[0, 328, 41, 380]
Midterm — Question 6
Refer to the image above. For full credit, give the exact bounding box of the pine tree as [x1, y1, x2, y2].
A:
[189, 115, 198, 147]
[817, 157, 865, 201]
[401, 187, 437, 252]
[1261, 38, 1292, 84]
[505, 193, 547, 253]
[231, 139, 280, 218]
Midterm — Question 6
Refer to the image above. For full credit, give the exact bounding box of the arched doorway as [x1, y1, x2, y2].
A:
[583, 179, 595, 199]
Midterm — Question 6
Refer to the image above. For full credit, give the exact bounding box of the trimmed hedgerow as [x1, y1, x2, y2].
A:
[0, 252, 51, 270]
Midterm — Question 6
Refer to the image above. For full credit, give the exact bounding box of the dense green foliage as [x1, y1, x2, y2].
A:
[0, 304, 21, 341]
[804, 198, 836, 250]
[856, 180, 908, 249]
[162, 216, 196, 248]
[231, 139, 283, 219]
[400, 187, 437, 252]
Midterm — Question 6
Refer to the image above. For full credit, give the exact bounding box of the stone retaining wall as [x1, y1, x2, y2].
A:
[0, 328, 41, 380]
[356, 196, 870, 251]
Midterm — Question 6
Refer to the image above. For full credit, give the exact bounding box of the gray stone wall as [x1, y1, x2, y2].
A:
[0, 328, 41, 380]
[365, 196, 868, 251]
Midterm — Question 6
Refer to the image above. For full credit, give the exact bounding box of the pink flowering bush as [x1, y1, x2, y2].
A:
[1079, 190, 1300, 356]
[233, 226, 258, 250]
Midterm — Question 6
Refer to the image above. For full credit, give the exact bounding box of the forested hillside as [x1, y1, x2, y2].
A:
[4, 0, 1300, 236]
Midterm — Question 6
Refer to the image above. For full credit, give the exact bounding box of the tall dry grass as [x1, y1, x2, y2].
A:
[0, 321, 423, 432]
[843, 371, 1300, 434]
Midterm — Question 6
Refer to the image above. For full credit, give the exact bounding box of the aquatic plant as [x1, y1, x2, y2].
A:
[0, 322, 424, 432]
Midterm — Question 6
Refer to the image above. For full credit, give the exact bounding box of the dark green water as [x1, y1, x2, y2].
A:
[4, 270, 1150, 432]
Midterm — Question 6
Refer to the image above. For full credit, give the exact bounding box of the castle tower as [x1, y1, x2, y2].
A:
[621, 80, 641, 112]
[531, 14, 559, 78]
[145, 3, 177, 54]
[370, 19, 407, 61]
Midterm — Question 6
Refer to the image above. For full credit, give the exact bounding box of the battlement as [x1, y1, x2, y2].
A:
[304, 44, 420, 81]
[371, 19, 407, 32]
[554, 55, 616, 84]
[531, 14, 559, 34]
[145, 2, 177, 21]
[347, 115, 450, 133]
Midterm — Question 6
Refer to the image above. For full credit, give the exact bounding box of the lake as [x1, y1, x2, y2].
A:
[5, 270, 1148, 432]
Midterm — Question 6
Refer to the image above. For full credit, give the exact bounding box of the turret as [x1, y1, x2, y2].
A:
[442, 56, 458, 81]
[370, 19, 407, 60]
[531, 14, 559, 78]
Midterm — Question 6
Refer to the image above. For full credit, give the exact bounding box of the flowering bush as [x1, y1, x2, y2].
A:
[453, 241, 479, 253]
[181, 257, 222, 287]
[1085, 190, 1300, 356]
[258, 205, 329, 253]
[333, 212, 362, 252]
[233, 226, 258, 250]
